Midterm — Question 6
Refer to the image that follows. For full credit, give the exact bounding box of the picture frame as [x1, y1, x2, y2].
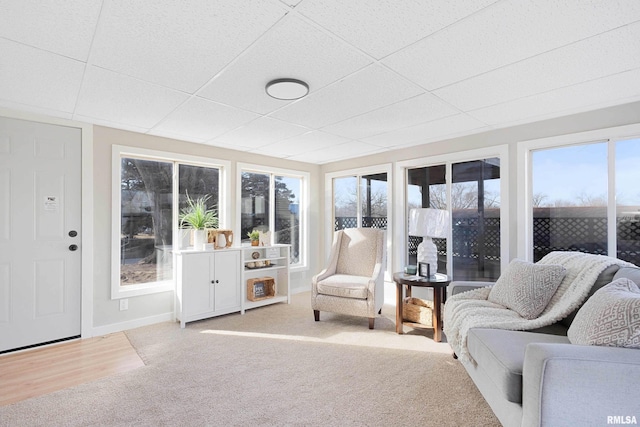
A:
[253, 282, 266, 298]
[418, 262, 431, 278]
[246, 277, 276, 301]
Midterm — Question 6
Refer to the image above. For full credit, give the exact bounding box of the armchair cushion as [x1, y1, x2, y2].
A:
[316, 274, 370, 299]
[568, 277, 640, 348]
[336, 229, 379, 277]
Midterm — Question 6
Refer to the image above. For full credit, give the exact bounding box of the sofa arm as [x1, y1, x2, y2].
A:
[522, 343, 640, 427]
[449, 281, 493, 297]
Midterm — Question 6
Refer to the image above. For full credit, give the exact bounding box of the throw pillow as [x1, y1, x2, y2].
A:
[567, 278, 640, 348]
[488, 259, 566, 319]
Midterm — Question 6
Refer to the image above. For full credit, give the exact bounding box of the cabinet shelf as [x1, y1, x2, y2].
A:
[244, 265, 287, 272]
[240, 245, 290, 314]
[243, 295, 288, 310]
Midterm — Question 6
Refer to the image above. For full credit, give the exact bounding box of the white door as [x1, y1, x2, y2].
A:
[0, 116, 82, 353]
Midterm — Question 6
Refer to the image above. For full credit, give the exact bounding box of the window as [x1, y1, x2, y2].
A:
[178, 164, 220, 249]
[531, 143, 608, 260]
[332, 172, 388, 231]
[325, 165, 392, 280]
[616, 138, 640, 265]
[519, 126, 640, 266]
[239, 164, 308, 268]
[406, 158, 501, 281]
[112, 146, 229, 299]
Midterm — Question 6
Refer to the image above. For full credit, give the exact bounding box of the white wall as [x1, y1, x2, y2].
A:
[92, 126, 321, 333]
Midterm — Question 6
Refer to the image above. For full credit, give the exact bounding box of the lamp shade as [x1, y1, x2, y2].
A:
[408, 208, 449, 238]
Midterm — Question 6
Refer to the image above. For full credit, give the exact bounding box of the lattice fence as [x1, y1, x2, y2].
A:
[338, 212, 640, 268]
[334, 216, 388, 230]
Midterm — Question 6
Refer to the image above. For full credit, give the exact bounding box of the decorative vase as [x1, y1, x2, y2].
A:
[193, 229, 206, 250]
[217, 233, 226, 249]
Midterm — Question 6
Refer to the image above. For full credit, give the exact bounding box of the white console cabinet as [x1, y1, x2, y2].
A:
[176, 248, 241, 328]
[175, 244, 290, 327]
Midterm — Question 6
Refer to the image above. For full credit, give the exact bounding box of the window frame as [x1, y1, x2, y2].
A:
[516, 123, 640, 261]
[111, 145, 230, 299]
[236, 162, 309, 272]
[324, 163, 393, 280]
[394, 146, 510, 277]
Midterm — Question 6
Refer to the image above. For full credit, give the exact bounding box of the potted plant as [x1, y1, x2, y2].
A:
[247, 229, 260, 246]
[179, 194, 218, 250]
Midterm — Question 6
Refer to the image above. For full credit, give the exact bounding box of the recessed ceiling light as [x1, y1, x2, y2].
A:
[265, 78, 309, 100]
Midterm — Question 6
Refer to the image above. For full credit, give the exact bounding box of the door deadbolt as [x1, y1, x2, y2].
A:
[69, 244, 78, 251]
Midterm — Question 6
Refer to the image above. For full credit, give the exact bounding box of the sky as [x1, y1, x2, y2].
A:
[533, 138, 640, 206]
[332, 138, 640, 213]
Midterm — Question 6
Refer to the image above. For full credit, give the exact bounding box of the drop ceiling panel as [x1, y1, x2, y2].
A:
[0, 39, 85, 113]
[363, 114, 488, 148]
[74, 66, 189, 129]
[90, 1, 287, 93]
[151, 97, 260, 141]
[252, 130, 351, 157]
[297, 0, 498, 59]
[384, 0, 640, 90]
[287, 140, 387, 164]
[271, 64, 424, 128]
[198, 15, 371, 114]
[434, 23, 640, 111]
[0, 0, 102, 61]
[321, 93, 460, 140]
[469, 68, 640, 126]
[210, 117, 309, 149]
[1, 3, 640, 165]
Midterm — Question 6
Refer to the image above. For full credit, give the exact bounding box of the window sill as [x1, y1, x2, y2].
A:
[111, 279, 174, 300]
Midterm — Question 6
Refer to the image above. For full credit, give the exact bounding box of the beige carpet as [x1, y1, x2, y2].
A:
[0, 292, 499, 426]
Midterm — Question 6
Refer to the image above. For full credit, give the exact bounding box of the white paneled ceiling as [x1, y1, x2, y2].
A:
[1, 0, 640, 164]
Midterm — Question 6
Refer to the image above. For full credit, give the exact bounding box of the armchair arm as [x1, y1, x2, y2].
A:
[522, 343, 640, 427]
[449, 281, 494, 297]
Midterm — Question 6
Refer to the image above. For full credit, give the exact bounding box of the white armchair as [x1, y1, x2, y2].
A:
[311, 228, 386, 329]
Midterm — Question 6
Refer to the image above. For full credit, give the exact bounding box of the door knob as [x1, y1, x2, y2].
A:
[69, 244, 78, 251]
[68, 230, 78, 237]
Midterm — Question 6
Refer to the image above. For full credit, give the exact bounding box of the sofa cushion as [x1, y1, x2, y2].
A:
[568, 278, 640, 348]
[316, 274, 369, 299]
[613, 266, 640, 284]
[467, 328, 569, 404]
[488, 259, 566, 320]
[560, 264, 620, 328]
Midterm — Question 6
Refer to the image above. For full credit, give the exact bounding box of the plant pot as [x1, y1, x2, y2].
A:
[251, 240, 259, 246]
[193, 229, 206, 250]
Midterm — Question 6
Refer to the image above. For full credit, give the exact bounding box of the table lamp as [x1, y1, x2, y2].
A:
[409, 208, 449, 277]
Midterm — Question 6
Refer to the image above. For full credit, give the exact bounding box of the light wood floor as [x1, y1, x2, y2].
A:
[0, 332, 144, 406]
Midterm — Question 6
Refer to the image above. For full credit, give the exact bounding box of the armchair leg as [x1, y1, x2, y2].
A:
[378, 308, 382, 315]
[313, 310, 320, 322]
[369, 318, 374, 329]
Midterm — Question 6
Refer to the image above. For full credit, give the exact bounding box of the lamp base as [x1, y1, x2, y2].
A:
[417, 237, 438, 277]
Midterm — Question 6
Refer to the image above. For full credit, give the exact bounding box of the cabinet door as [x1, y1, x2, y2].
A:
[183, 252, 214, 316]
[213, 250, 240, 312]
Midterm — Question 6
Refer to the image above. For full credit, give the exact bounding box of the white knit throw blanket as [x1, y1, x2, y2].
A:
[443, 252, 634, 364]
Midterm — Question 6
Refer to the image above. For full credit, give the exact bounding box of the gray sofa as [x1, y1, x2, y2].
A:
[448, 265, 640, 427]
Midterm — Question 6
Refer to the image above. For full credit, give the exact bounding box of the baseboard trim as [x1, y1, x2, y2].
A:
[91, 312, 174, 337]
